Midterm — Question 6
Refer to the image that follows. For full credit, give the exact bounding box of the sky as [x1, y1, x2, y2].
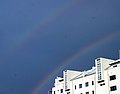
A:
[0, 0, 120, 94]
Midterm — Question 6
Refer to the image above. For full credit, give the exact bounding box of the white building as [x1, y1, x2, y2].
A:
[49, 57, 120, 94]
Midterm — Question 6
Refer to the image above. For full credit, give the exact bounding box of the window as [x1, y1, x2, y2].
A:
[97, 58, 100, 61]
[54, 91, 55, 94]
[75, 85, 76, 90]
[102, 83, 105, 85]
[85, 82, 89, 87]
[80, 93, 83, 94]
[60, 89, 63, 93]
[100, 83, 105, 86]
[98, 80, 104, 83]
[65, 71, 67, 89]
[113, 65, 117, 68]
[92, 81, 94, 85]
[100, 84, 102, 86]
[110, 75, 116, 81]
[67, 92, 70, 94]
[92, 91, 94, 94]
[110, 86, 117, 91]
[59, 79, 64, 82]
[97, 63, 102, 80]
[79, 84, 82, 88]
[86, 92, 89, 94]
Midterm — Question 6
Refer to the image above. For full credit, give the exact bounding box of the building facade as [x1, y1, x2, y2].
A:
[50, 57, 120, 94]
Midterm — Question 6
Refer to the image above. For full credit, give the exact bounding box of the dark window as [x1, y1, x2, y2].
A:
[60, 89, 63, 93]
[110, 75, 116, 81]
[59, 79, 64, 82]
[85, 82, 89, 87]
[102, 83, 105, 85]
[65, 89, 70, 91]
[86, 92, 89, 94]
[75, 85, 76, 90]
[97, 58, 100, 61]
[97, 63, 102, 80]
[92, 81, 94, 85]
[113, 65, 117, 68]
[100, 84, 102, 86]
[92, 91, 94, 94]
[98, 80, 104, 83]
[67, 92, 70, 94]
[79, 84, 82, 88]
[80, 93, 83, 94]
[110, 86, 117, 91]
[54, 91, 55, 94]
[100, 83, 105, 86]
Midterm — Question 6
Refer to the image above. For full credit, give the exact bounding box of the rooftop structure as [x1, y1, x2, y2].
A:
[49, 57, 120, 94]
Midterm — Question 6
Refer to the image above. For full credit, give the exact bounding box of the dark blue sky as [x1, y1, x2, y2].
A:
[0, 0, 120, 94]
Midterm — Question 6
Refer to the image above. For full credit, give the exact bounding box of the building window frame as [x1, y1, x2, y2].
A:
[85, 82, 89, 87]
[79, 84, 82, 88]
[54, 91, 55, 94]
[110, 85, 117, 91]
[75, 85, 76, 90]
[86, 92, 89, 94]
[92, 81, 94, 85]
[60, 89, 63, 93]
[110, 75, 116, 81]
[97, 63, 102, 80]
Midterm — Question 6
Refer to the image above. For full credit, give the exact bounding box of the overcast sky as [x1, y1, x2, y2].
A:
[0, 0, 120, 94]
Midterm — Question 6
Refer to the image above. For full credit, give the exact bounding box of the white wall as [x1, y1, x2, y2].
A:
[71, 74, 95, 94]
[52, 77, 64, 94]
[107, 63, 120, 94]
[63, 70, 81, 90]
[96, 59, 120, 94]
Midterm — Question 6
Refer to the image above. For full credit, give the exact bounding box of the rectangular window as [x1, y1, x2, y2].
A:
[92, 91, 94, 94]
[60, 89, 63, 93]
[97, 63, 102, 80]
[86, 92, 89, 94]
[67, 92, 70, 94]
[113, 65, 117, 68]
[110, 86, 117, 91]
[65, 71, 67, 89]
[59, 79, 64, 82]
[98, 80, 104, 83]
[85, 82, 89, 87]
[92, 81, 94, 85]
[54, 91, 55, 94]
[79, 84, 82, 88]
[75, 85, 76, 90]
[102, 83, 105, 85]
[100, 84, 102, 86]
[110, 75, 116, 81]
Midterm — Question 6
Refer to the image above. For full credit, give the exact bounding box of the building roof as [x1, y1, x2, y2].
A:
[70, 67, 96, 81]
[105, 59, 120, 70]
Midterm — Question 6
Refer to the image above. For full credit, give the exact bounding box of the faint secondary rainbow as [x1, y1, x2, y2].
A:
[2, 0, 119, 93]
[31, 31, 120, 94]
[1, 0, 82, 93]
[5, 0, 80, 57]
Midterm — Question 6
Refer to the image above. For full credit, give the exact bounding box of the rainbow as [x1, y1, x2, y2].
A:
[3, 0, 120, 93]
[15, 0, 80, 46]
[6, 0, 80, 56]
[30, 31, 120, 94]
